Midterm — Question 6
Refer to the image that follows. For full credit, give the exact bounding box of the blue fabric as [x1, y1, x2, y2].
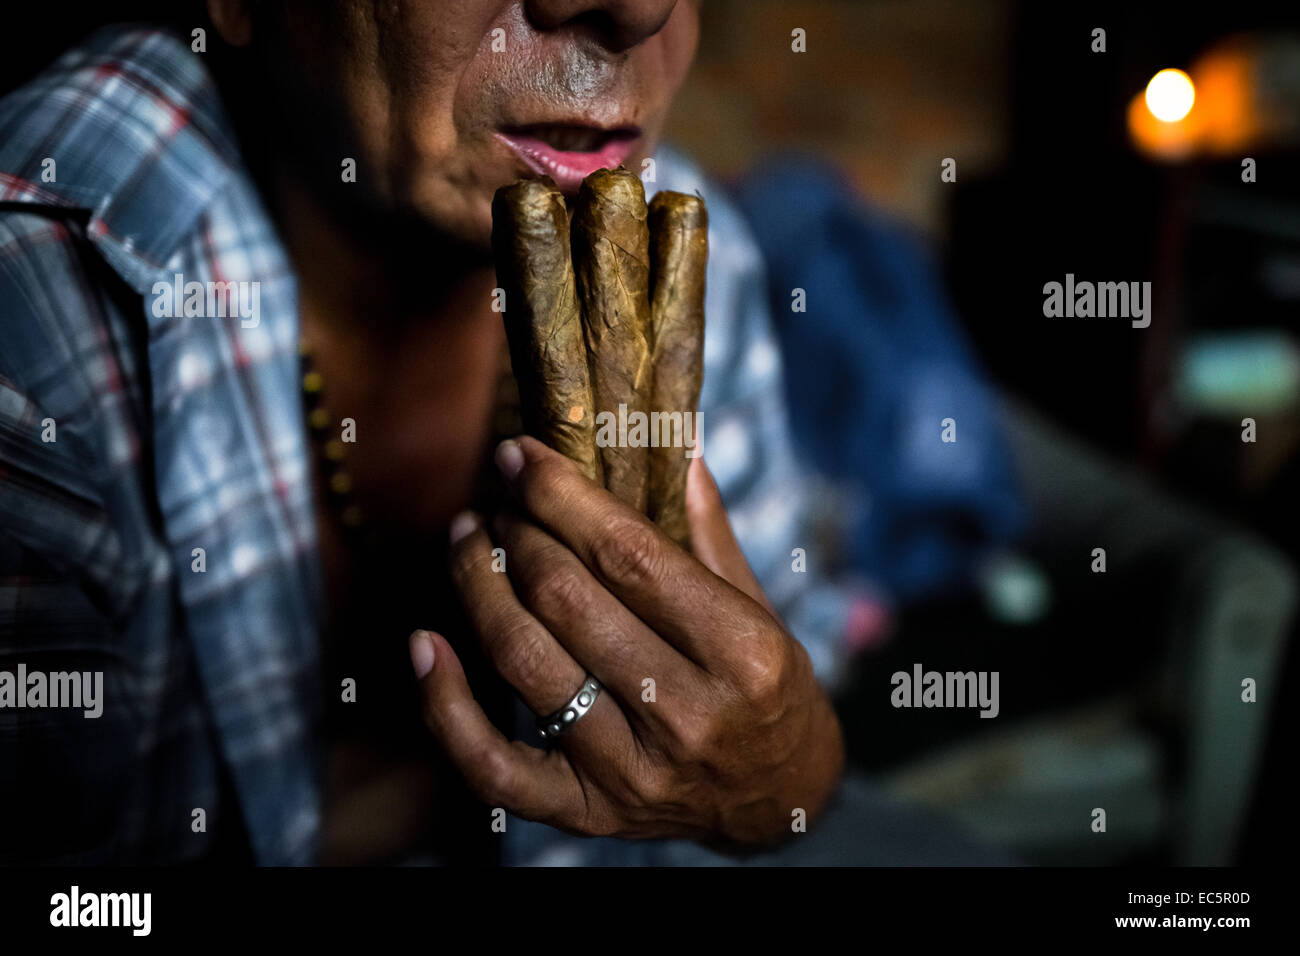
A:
[732, 158, 1025, 601]
[0, 26, 322, 865]
[0, 26, 855, 864]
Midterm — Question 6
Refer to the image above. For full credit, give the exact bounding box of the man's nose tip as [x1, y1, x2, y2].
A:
[525, 0, 679, 53]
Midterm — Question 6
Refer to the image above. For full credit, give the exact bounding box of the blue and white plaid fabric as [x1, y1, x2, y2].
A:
[0, 25, 850, 865]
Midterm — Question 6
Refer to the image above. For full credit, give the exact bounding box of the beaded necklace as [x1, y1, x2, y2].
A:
[298, 337, 522, 539]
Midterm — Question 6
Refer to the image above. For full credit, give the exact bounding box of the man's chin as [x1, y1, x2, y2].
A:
[400, 184, 497, 260]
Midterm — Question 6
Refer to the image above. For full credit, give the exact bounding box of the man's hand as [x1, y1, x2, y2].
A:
[410, 435, 844, 848]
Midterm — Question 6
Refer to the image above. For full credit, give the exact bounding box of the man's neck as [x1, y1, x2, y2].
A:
[271, 168, 497, 339]
[268, 165, 510, 538]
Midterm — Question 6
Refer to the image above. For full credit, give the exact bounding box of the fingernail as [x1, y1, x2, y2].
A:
[449, 510, 478, 544]
[409, 630, 435, 679]
[495, 439, 525, 481]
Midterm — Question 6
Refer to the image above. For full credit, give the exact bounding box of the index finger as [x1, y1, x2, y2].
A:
[494, 435, 780, 673]
[492, 178, 602, 483]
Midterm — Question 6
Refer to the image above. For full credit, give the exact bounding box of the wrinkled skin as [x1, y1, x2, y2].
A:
[209, 0, 844, 850]
[212, 0, 700, 249]
[416, 438, 844, 848]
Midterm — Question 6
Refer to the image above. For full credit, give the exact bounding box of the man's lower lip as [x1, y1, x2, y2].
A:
[495, 132, 638, 192]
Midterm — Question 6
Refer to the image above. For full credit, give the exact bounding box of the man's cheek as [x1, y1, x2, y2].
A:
[410, 173, 498, 251]
[656, 4, 702, 92]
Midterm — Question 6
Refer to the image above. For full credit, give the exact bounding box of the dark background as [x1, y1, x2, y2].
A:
[2, 0, 1295, 866]
[669, 0, 1299, 868]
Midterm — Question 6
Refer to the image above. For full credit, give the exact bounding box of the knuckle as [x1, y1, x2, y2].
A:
[450, 537, 490, 586]
[738, 647, 788, 708]
[418, 695, 440, 734]
[491, 615, 551, 689]
[524, 454, 569, 502]
[665, 707, 721, 760]
[630, 766, 675, 812]
[724, 620, 792, 705]
[472, 747, 518, 806]
[527, 558, 593, 623]
[593, 521, 664, 588]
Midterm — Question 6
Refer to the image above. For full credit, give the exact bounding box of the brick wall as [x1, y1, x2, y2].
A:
[666, 0, 1013, 235]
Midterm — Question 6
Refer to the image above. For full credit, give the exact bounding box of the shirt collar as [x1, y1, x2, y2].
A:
[0, 25, 239, 291]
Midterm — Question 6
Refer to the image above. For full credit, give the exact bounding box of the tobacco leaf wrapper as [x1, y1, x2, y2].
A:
[647, 191, 708, 547]
[492, 178, 601, 483]
[571, 168, 653, 511]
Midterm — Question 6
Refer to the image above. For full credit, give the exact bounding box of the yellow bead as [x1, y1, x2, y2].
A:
[302, 370, 324, 393]
[330, 471, 353, 495]
[309, 407, 331, 430]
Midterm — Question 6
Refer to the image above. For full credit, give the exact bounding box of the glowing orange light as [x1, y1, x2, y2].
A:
[1145, 68, 1196, 122]
[1129, 38, 1280, 161]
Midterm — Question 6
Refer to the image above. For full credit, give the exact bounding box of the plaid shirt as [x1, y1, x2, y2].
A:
[0, 26, 849, 865]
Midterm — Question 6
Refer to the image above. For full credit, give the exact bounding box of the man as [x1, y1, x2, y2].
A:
[0, 2, 996, 866]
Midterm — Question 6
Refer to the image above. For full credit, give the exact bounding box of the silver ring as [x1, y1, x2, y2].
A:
[537, 676, 602, 740]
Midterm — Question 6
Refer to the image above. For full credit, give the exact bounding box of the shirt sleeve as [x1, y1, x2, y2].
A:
[0, 210, 158, 636]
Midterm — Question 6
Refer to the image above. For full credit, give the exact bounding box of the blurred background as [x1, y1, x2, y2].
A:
[664, 0, 1299, 866]
[2, 0, 1295, 867]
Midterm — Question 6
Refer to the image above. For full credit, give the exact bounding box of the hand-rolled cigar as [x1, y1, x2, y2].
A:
[647, 191, 708, 547]
[571, 167, 653, 511]
[492, 177, 601, 483]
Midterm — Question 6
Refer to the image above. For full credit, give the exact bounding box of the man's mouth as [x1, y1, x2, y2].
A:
[496, 124, 642, 193]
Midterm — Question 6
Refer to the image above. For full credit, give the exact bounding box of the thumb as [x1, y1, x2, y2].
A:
[685, 456, 775, 614]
